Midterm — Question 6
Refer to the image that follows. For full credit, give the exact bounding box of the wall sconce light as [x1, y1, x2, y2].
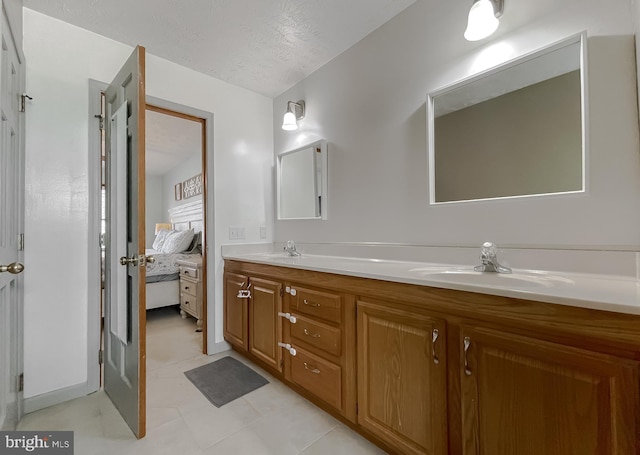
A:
[155, 223, 172, 234]
[282, 100, 305, 131]
[464, 0, 503, 42]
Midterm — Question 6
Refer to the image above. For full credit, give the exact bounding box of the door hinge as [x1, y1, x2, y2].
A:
[17, 233, 24, 251]
[280, 359, 284, 369]
[19, 94, 32, 113]
[356, 402, 358, 415]
[280, 287, 284, 297]
[98, 349, 104, 365]
[94, 114, 104, 131]
[17, 373, 24, 392]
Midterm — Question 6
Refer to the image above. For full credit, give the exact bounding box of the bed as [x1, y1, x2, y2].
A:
[146, 200, 203, 310]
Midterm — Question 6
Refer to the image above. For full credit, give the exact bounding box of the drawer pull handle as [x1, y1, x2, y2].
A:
[278, 342, 297, 356]
[303, 328, 321, 338]
[278, 312, 297, 324]
[303, 299, 320, 308]
[303, 362, 321, 374]
[432, 328, 440, 365]
[463, 336, 472, 376]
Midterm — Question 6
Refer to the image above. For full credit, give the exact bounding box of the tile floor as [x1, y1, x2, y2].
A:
[18, 306, 386, 454]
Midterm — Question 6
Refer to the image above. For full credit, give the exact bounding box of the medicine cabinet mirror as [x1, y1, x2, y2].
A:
[277, 139, 328, 220]
[427, 33, 586, 204]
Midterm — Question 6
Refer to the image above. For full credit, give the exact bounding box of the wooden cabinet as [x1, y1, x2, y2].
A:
[223, 259, 640, 455]
[178, 258, 203, 331]
[248, 277, 283, 372]
[223, 272, 248, 350]
[357, 299, 448, 455]
[283, 283, 355, 420]
[460, 326, 640, 455]
[223, 272, 284, 373]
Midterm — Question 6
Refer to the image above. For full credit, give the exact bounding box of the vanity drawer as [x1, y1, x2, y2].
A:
[180, 266, 199, 280]
[290, 348, 342, 410]
[293, 287, 342, 324]
[180, 279, 197, 297]
[291, 315, 341, 357]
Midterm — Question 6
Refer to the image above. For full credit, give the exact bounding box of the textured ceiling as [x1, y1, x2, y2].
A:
[146, 109, 201, 176]
[24, 0, 416, 97]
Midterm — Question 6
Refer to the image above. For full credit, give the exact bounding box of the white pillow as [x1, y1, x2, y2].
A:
[161, 229, 195, 253]
[152, 229, 173, 251]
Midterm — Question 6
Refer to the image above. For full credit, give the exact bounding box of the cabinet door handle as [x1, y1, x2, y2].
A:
[463, 336, 472, 376]
[303, 362, 321, 374]
[432, 328, 440, 365]
[303, 328, 321, 338]
[303, 299, 320, 308]
[184, 286, 190, 291]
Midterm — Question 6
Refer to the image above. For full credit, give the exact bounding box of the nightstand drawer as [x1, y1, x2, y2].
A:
[180, 279, 197, 297]
[180, 266, 199, 280]
[181, 294, 197, 314]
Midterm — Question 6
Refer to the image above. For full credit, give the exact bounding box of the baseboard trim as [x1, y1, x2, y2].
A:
[24, 382, 88, 414]
[211, 340, 231, 354]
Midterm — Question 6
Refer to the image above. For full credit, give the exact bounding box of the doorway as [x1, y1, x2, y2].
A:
[144, 104, 208, 354]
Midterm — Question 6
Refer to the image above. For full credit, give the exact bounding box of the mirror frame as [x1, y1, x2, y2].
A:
[427, 32, 588, 205]
[276, 139, 328, 220]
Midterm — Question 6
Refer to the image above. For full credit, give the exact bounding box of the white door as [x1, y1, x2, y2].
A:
[103, 46, 147, 438]
[0, 3, 25, 431]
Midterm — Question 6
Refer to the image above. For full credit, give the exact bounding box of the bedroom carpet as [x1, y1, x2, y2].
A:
[184, 356, 269, 407]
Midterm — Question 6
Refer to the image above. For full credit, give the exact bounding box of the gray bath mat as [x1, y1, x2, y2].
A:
[184, 356, 269, 407]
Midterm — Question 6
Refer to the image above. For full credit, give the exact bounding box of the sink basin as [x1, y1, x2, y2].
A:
[410, 267, 574, 289]
[249, 252, 305, 261]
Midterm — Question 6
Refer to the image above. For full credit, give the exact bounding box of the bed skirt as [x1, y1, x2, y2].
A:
[146, 279, 180, 310]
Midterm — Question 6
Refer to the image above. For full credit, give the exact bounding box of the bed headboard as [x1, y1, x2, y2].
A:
[168, 200, 203, 233]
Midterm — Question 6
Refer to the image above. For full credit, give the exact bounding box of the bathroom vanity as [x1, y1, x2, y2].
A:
[223, 254, 640, 454]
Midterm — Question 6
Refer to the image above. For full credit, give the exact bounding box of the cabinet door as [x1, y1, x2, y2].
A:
[357, 300, 447, 455]
[223, 272, 248, 351]
[461, 327, 640, 455]
[249, 277, 283, 372]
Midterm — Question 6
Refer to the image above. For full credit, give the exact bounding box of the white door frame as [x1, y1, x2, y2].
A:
[87, 81, 215, 392]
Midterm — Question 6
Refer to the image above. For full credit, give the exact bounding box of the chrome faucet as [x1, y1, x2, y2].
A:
[283, 240, 301, 257]
[474, 242, 512, 273]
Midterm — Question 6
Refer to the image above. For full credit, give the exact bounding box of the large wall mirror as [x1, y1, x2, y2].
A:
[428, 33, 586, 204]
[277, 139, 328, 220]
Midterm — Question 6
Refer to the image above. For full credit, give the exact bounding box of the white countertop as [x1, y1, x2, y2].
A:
[223, 251, 640, 315]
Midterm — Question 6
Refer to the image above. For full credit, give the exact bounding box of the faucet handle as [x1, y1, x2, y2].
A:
[480, 242, 497, 257]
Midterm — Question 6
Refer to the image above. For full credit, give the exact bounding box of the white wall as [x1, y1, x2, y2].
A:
[162, 152, 202, 214]
[145, 174, 164, 248]
[23, 9, 273, 399]
[274, 0, 640, 249]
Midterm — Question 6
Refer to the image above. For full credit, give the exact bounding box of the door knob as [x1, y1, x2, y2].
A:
[0, 262, 24, 274]
[120, 256, 138, 266]
[121, 255, 155, 266]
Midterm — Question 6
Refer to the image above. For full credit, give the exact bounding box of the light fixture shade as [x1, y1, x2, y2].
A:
[282, 111, 298, 131]
[464, 0, 500, 41]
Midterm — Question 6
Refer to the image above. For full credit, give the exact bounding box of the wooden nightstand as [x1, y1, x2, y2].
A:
[177, 257, 203, 332]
